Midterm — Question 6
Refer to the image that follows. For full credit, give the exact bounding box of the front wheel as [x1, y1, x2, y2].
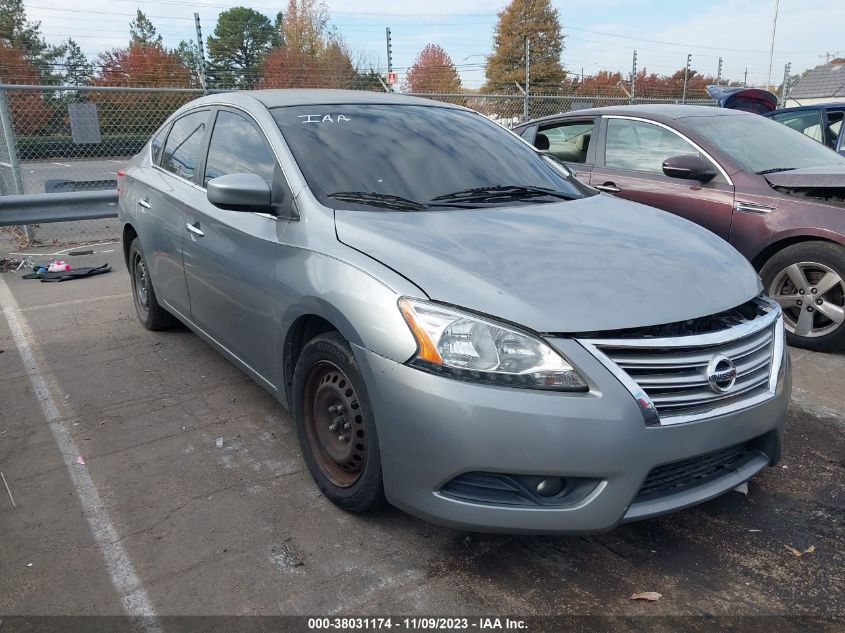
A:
[761, 241, 845, 352]
[292, 331, 386, 512]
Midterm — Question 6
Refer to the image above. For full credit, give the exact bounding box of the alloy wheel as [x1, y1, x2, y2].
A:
[769, 261, 845, 338]
[302, 360, 367, 488]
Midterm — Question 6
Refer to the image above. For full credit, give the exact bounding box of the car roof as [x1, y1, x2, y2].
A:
[192, 89, 465, 110]
[519, 104, 750, 127]
[765, 102, 845, 115]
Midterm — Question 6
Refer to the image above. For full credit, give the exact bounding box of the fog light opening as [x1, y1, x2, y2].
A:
[536, 477, 564, 497]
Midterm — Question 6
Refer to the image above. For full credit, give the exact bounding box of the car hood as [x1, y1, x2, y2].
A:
[334, 194, 762, 333]
[764, 165, 845, 188]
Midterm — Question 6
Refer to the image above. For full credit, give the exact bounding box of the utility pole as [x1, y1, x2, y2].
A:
[194, 13, 208, 94]
[743, 67, 748, 87]
[716, 57, 723, 85]
[766, 0, 780, 91]
[385, 27, 393, 92]
[523, 37, 530, 121]
[682, 54, 691, 103]
[781, 62, 792, 107]
[630, 49, 637, 104]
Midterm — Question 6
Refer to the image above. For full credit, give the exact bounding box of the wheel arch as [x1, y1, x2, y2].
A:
[751, 230, 845, 271]
[122, 222, 138, 269]
[282, 312, 340, 408]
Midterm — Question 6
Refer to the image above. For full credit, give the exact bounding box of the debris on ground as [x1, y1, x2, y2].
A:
[733, 482, 749, 495]
[630, 592, 662, 601]
[216, 437, 224, 448]
[784, 544, 816, 558]
[22, 263, 112, 283]
[74, 456, 86, 465]
[0, 257, 35, 272]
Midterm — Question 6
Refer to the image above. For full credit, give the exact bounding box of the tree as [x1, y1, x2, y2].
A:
[281, 0, 332, 57]
[207, 7, 274, 88]
[175, 39, 204, 87]
[60, 38, 92, 86]
[0, 43, 51, 132]
[0, 0, 63, 82]
[258, 0, 357, 89]
[403, 44, 461, 94]
[96, 44, 191, 88]
[484, 0, 565, 93]
[129, 10, 163, 49]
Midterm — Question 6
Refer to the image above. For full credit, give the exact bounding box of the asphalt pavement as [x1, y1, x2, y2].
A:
[0, 246, 842, 631]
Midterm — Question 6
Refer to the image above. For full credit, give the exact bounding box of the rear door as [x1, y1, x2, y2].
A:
[531, 118, 597, 184]
[589, 115, 736, 240]
[137, 108, 211, 317]
[181, 107, 293, 386]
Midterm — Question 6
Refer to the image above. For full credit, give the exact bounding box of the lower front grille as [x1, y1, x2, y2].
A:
[440, 472, 598, 507]
[635, 441, 756, 501]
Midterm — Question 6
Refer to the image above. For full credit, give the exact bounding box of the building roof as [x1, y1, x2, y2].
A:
[790, 63, 845, 99]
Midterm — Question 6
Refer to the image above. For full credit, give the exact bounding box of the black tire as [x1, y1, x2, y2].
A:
[128, 237, 177, 331]
[292, 331, 386, 513]
[760, 241, 845, 352]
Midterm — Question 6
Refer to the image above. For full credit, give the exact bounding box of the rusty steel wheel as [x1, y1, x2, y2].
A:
[302, 360, 367, 488]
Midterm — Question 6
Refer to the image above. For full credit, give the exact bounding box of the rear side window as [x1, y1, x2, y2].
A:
[162, 110, 208, 181]
[150, 125, 169, 166]
[204, 111, 277, 187]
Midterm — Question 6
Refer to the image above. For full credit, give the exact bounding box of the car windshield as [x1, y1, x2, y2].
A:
[689, 113, 845, 174]
[270, 104, 589, 209]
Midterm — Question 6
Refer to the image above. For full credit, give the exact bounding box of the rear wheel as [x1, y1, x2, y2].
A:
[761, 241, 845, 352]
[292, 331, 385, 512]
[129, 237, 176, 331]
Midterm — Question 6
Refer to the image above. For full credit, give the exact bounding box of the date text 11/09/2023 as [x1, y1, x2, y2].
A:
[307, 618, 528, 630]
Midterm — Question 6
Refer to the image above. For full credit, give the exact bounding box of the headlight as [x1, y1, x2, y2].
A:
[398, 298, 587, 391]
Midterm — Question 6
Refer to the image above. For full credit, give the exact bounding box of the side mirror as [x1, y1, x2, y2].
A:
[207, 173, 273, 212]
[662, 154, 717, 182]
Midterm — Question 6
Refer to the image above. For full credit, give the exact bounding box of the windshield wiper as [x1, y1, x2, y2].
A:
[756, 167, 797, 175]
[431, 185, 575, 204]
[328, 191, 428, 211]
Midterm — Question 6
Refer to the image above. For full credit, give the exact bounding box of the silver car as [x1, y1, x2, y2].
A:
[118, 90, 790, 534]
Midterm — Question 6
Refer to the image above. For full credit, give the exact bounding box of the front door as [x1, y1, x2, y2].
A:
[181, 108, 292, 384]
[590, 116, 735, 240]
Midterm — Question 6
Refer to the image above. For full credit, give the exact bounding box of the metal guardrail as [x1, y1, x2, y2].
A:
[0, 190, 118, 226]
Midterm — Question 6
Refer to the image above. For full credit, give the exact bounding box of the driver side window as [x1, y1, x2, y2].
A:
[204, 110, 278, 188]
[605, 118, 707, 175]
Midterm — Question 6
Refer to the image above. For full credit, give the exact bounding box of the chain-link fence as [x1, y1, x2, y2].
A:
[0, 83, 715, 251]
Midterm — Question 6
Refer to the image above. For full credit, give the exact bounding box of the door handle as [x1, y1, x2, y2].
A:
[595, 183, 621, 193]
[138, 199, 151, 209]
[185, 222, 205, 237]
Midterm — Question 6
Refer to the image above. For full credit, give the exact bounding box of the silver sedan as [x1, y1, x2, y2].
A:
[118, 90, 790, 533]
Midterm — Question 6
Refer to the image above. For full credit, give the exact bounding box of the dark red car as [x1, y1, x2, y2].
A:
[515, 105, 845, 352]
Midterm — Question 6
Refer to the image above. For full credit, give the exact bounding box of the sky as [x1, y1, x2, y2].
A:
[22, 0, 845, 89]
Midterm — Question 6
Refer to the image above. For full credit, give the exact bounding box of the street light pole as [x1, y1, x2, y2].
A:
[766, 0, 780, 91]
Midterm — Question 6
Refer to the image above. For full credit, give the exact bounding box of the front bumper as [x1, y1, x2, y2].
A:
[354, 339, 790, 534]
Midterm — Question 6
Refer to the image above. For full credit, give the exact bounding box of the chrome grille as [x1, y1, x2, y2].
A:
[580, 300, 783, 425]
